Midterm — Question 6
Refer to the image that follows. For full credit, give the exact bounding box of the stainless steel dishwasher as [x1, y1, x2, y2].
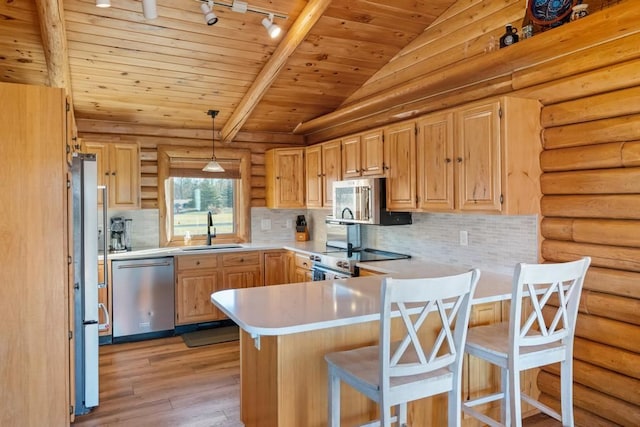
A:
[112, 257, 175, 340]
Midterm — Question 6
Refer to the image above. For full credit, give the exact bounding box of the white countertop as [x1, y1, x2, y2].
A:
[211, 261, 514, 337]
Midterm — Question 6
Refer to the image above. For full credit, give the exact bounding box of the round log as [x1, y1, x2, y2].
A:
[540, 218, 573, 241]
[584, 267, 640, 299]
[541, 218, 640, 248]
[541, 194, 640, 219]
[542, 239, 640, 272]
[575, 312, 640, 354]
[542, 114, 640, 150]
[541, 86, 640, 128]
[574, 337, 640, 380]
[538, 392, 623, 427]
[516, 57, 640, 107]
[542, 359, 640, 406]
[581, 290, 640, 326]
[537, 371, 640, 426]
[540, 167, 640, 194]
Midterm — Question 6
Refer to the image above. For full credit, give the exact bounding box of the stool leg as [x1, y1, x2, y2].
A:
[397, 402, 407, 426]
[560, 357, 574, 426]
[501, 367, 510, 427]
[328, 367, 341, 427]
[508, 365, 522, 427]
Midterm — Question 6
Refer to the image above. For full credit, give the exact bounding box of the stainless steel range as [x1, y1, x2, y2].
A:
[310, 248, 411, 280]
[311, 217, 410, 280]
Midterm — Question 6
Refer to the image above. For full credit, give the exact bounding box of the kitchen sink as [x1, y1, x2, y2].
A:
[181, 244, 243, 252]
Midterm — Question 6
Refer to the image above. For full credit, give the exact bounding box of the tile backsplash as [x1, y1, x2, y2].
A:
[110, 207, 538, 274]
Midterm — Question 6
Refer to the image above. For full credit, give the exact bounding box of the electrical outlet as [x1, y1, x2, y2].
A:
[285, 219, 292, 229]
[459, 230, 469, 246]
[261, 219, 271, 231]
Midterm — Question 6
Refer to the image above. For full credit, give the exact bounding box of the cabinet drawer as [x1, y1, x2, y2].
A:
[295, 253, 313, 270]
[176, 255, 218, 271]
[222, 251, 260, 267]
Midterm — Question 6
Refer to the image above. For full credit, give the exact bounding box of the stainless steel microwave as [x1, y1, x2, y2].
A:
[332, 178, 412, 225]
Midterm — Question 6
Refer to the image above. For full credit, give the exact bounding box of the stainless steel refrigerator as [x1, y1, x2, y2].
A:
[72, 153, 104, 415]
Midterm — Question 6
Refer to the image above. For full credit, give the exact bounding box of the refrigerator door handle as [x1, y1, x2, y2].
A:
[98, 302, 110, 331]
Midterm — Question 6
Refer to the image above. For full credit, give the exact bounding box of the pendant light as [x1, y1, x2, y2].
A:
[203, 110, 224, 172]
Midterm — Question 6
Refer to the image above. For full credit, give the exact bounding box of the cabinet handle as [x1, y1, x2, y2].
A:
[276, 176, 280, 180]
[317, 174, 322, 177]
[105, 172, 110, 176]
[457, 157, 463, 163]
[196, 261, 200, 265]
[445, 158, 452, 163]
[111, 171, 116, 176]
[240, 258, 244, 262]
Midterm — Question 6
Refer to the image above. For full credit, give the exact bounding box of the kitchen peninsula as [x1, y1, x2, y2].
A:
[212, 261, 516, 426]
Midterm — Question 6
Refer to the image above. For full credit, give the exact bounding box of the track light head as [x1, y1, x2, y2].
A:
[142, 0, 157, 19]
[201, 1, 219, 26]
[262, 13, 281, 38]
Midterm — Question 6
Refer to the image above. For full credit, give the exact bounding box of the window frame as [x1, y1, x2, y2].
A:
[157, 145, 252, 247]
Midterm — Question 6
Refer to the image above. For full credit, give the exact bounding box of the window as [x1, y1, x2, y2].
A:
[171, 177, 236, 237]
[157, 145, 252, 246]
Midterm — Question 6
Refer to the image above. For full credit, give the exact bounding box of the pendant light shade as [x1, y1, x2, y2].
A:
[203, 110, 224, 173]
[96, 0, 110, 7]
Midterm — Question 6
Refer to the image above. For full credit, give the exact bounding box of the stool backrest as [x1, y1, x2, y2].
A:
[510, 257, 591, 350]
[380, 269, 480, 385]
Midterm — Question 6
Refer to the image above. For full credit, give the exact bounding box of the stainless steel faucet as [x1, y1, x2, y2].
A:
[206, 211, 216, 245]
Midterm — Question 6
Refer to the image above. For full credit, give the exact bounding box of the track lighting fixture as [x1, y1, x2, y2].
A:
[201, 1, 219, 26]
[95, 0, 110, 7]
[203, 110, 224, 173]
[196, 1, 286, 36]
[262, 13, 281, 38]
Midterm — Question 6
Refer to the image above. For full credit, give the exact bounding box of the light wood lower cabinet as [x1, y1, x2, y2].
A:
[264, 250, 288, 285]
[175, 255, 221, 325]
[175, 251, 263, 325]
[292, 252, 313, 282]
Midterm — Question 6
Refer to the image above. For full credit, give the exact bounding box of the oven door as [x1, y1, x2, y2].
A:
[311, 264, 352, 281]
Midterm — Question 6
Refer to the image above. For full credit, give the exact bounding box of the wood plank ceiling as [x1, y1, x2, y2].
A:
[0, 0, 456, 140]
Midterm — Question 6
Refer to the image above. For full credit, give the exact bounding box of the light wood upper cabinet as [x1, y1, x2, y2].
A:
[266, 148, 305, 209]
[305, 145, 322, 208]
[384, 121, 417, 211]
[342, 129, 384, 179]
[456, 102, 502, 212]
[417, 112, 455, 211]
[305, 140, 341, 208]
[84, 141, 140, 209]
[416, 97, 541, 214]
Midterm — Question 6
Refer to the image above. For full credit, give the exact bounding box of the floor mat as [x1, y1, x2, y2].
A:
[181, 325, 239, 348]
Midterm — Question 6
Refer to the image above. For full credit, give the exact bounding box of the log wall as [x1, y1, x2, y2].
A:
[536, 60, 640, 426]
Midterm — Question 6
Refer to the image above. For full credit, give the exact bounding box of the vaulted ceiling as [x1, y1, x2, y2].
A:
[0, 0, 457, 141]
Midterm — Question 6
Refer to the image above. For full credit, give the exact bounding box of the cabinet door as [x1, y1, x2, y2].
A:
[456, 102, 501, 212]
[264, 251, 287, 286]
[417, 113, 455, 211]
[361, 129, 384, 177]
[109, 143, 140, 209]
[341, 135, 361, 179]
[175, 270, 220, 325]
[322, 140, 342, 207]
[305, 145, 323, 208]
[384, 122, 417, 210]
[267, 148, 305, 209]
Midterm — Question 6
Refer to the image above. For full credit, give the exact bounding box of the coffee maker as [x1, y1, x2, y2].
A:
[110, 216, 132, 253]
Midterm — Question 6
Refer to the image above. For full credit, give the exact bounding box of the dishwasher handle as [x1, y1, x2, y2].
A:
[115, 260, 173, 269]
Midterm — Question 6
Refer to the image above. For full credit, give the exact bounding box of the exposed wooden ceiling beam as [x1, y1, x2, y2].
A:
[34, 0, 73, 101]
[219, 0, 333, 143]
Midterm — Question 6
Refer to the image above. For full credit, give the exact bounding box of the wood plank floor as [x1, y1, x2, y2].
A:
[73, 336, 561, 427]
[73, 336, 243, 427]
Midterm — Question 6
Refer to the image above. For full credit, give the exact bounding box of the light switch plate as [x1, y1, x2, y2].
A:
[459, 230, 468, 246]
[261, 219, 271, 231]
